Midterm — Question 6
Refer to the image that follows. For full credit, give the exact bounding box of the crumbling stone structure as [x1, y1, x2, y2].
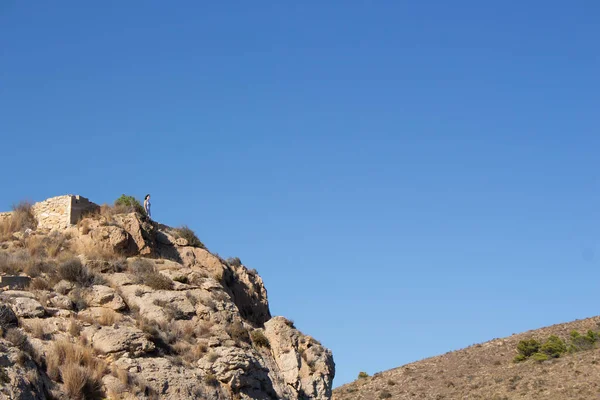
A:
[1, 195, 99, 230]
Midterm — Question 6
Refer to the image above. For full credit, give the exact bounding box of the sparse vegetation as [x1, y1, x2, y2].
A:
[58, 258, 104, 287]
[46, 339, 106, 400]
[114, 194, 145, 215]
[250, 329, 270, 348]
[0, 201, 37, 241]
[358, 371, 369, 379]
[174, 225, 205, 248]
[540, 335, 567, 358]
[203, 373, 219, 387]
[226, 257, 242, 267]
[379, 390, 392, 399]
[144, 272, 174, 290]
[129, 258, 174, 290]
[226, 321, 250, 344]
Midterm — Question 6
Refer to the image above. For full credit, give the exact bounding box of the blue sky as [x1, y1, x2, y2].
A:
[1, 1, 599, 387]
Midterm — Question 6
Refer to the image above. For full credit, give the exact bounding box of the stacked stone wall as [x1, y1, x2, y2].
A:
[0, 195, 100, 230]
[69, 195, 100, 224]
[31, 195, 73, 229]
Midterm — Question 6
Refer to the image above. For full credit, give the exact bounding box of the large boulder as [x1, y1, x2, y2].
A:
[114, 356, 219, 400]
[89, 225, 130, 253]
[10, 297, 45, 318]
[264, 316, 335, 400]
[197, 346, 277, 399]
[0, 304, 18, 328]
[112, 213, 156, 256]
[225, 264, 271, 327]
[84, 285, 126, 311]
[83, 325, 155, 355]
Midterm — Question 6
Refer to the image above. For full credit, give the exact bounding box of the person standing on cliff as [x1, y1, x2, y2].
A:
[144, 194, 151, 219]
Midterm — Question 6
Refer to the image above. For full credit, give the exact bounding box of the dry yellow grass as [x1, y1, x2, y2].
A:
[46, 340, 106, 399]
[23, 319, 46, 339]
[0, 202, 36, 241]
[96, 308, 121, 326]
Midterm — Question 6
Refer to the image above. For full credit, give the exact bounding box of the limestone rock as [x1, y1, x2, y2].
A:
[112, 213, 156, 255]
[0, 304, 18, 328]
[47, 293, 73, 310]
[53, 280, 75, 295]
[83, 325, 155, 355]
[0, 338, 49, 399]
[264, 316, 335, 400]
[84, 285, 126, 311]
[197, 346, 277, 398]
[225, 264, 271, 326]
[89, 224, 130, 253]
[11, 297, 45, 318]
[114, 356, 218, 400]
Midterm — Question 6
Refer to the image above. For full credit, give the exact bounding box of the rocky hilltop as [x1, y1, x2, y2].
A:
[334, 316, 600, 400]
[0, 196, 334, 399]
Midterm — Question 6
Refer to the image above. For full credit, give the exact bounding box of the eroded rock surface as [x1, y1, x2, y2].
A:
[0, 205, 335, 400]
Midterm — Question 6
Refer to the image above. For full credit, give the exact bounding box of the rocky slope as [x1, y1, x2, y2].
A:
[333, 316, 600, 400]
[0, 201, 334, 399]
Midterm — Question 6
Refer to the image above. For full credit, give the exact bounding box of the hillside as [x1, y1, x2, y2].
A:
[333, 316, 600, 400]
[0, 195, 335, 399]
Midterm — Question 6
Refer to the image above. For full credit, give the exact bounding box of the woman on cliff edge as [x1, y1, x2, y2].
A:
[144, 194, 151, 219]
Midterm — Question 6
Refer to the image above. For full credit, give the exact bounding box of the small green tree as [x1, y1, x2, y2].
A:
[358, 371, 369, 379]
[516, 338, 540, 358]
[540, 335, 567, 358]
[114, 194, 145, 215]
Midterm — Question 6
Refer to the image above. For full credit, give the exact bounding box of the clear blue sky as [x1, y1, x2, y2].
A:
[1, 1, 599, 387]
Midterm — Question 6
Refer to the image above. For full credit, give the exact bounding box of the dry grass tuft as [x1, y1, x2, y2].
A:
[0, 201, 37, 241]
[29, 277, 50, 290]
[250, 329, 270, 348]
[58, 258, 104, 287]
[24, 319, 47, 339]
[46, 339, 106, 400]
[173, 225, 205, 248]
[226, 321, 250, 344]
[96, 308, 121, 326]
[68, 320, 82, 337]
[129, 258, 173, 290]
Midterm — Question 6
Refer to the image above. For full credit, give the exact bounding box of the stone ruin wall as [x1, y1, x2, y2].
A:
[1, 195, 99, 230]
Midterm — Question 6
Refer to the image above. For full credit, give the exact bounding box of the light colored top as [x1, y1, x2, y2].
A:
[144, 199, 151, 217]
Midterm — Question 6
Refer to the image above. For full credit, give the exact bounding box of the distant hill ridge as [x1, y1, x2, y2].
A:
[334, 316, 600, 400]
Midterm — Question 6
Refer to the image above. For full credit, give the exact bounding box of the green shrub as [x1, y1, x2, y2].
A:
[531, 352, 549, 362]
[174, 226, 205, 248]
[114, 194, 145, 215]
[513, 354, 527, 363]
[517, 338, 540, 357]
[250, 329, 270, 348]
[358, 371, 369, 379]
[540, 335, 567, 358]
[569, 330, 597, 351]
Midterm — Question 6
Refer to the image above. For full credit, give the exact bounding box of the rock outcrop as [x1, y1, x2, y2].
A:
[0, 198, 335, 400]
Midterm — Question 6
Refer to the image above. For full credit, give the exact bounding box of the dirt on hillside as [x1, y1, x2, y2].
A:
[334, 316, 600, 400]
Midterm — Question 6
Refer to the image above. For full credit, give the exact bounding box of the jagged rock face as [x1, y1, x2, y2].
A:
[0, 338, 49, 400]
[265, 317, 335, 400]
[0, 208, 335, 399]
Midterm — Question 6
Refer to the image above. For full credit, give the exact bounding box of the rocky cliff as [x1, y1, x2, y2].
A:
[0, 199, 335, 399]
